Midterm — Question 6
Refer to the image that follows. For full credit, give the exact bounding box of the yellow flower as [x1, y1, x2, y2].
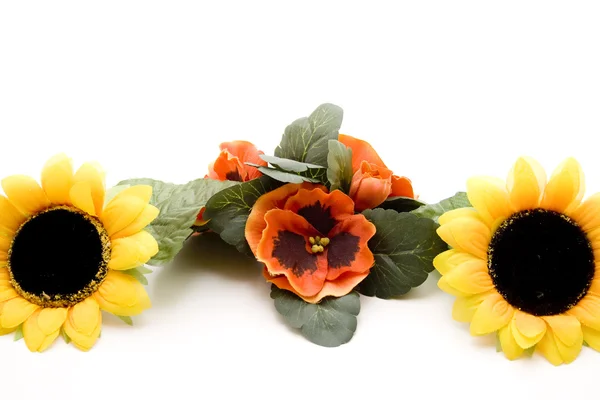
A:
[0, 154, 158, 352]
[435, 156, 600, 365]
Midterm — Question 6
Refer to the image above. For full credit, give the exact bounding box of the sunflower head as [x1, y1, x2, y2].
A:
[434, 156, 600, 365]
[0, 154, 159, 352]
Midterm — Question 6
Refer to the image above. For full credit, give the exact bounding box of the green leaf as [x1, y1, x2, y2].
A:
[122, 267, 149, 285]
[379, 196, 427, 213]
[136, 265, 152, 274]
[359, 208, 448, 298]
[204, 176, 282, 254]
[326, 140, 353, 193]
[14, 325, 23, 342]
[259, 154, 325, 171]
[61, 329, 71, 344]
[257, 167, 321, 184]
[411, 192, 471, 223]
[271, 285, 360, 347]
[274, 103, 343, 167]
[117, 178, 240, 265]
[117, 316, 133, 326]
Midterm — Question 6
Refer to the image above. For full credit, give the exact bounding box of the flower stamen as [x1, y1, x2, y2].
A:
[309, 236, 330, 253]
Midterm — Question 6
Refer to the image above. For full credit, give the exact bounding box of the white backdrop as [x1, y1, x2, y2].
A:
[1, 1, 599, 399]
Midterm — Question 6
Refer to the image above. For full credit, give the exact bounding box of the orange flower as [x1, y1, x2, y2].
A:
[207, 140, 267, 182]
[339, 134, 414, 211]
[195, 141, 267, 227]
[245, 183, 377, 303]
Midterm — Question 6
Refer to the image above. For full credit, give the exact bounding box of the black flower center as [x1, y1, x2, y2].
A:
[488, 208, 595, 316]
[8, 206, 110, 307]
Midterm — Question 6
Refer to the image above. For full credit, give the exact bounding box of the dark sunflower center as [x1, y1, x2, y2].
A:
[8, 206, 110, 307]
[488, 208, 595, 316]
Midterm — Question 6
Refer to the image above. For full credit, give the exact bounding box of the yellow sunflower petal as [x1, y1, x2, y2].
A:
[582, 325, 600, 352]
[23, 310, 62, 352]
[436, 218, 490, 260]
[506, 156, 546, 211]
[37, 307, 68, 335]
[543, 315, 582, 347]
[108, 230, 158, 270]
[570, 193, 600, 233]
[0, 297, 39, 329]
[73, 163, 106, 217]
[0, 285, 19, 303]
[498, 323, 524, 360]
[537, 327, 583, 366]
[437, 276, 468, 297]
[110, 205, 159, 240]
[466, 176, 513, 227]
[1, 175, 51, 216]
[511, 310, 546, 348]
[63, 297, 102, 351]
[443, 259, 493, 295]
[438, 208, 481, 225]
[0, 234, 11, 253]
[452, 291, 493, 322]
[0, 196, 26, 236]
[109, 185, 153, 204]
[94, 270, 151, 316]
[540, 157, 585, 214]
[470, 292, 514, 335]
[568, 294, 600, 330]
[101, 195, 147, 236]
[433, 249, 481, 275]
[69, 182, 97, 216]
[40, 153, 74, 205]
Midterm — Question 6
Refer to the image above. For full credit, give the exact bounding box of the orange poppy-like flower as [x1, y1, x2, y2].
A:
[339, 134, 414, 211]
[245, 183, 377, 303]
[207, 140, 267, 182]
[195, 140, 268, 227]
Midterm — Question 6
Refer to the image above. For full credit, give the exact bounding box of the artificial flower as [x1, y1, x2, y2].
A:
[0, 154, 157, 352]
[245, 183, 376, 303]
[338, 134, 414, 211]
[434, 156, 600, 365]
[195, 140, 267, 227]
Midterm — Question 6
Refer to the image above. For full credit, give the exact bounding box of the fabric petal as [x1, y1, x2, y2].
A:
[436, 217, 491, 259]
[64, 297, 102, 351]
[110, 205, 159, 240]
[470, 293, 514, 335]
[498, 323, 524, 360]
[537, 328, 583, 366]
[40, 153, 74, 205]
[108, 230, 159, 270]
[443, 259, 493, 295]
[338, 134, 387, 171]
[69, 182, 97, 216]
[390, 175, 414, 198]
[568, 294, 600, 330]
[101, 194, 151, 237]
[438, 208, 481, 226]
[570, 193, 600, 233]
[0, 195, 26, 234]
[438, 276, 469, 297]
[466, 176, 513, 227]
[94, 270, 151, 316]
[452, 291, 494, 322]
[2, 175, 50, 216]
[582, 325, 600, 352]
[433, 249, 481, 275]
[540, 157, 585, 214]
[219, 141, 267, 181]
[23, 310, 61, 352]
[37, 307, 68, 335]
[506, 156, 546, 211]
[511, 310, 546, 348]
[543, 315, 582, 347]
[73, 162, 106, 217]
[0, 297, 39, 329]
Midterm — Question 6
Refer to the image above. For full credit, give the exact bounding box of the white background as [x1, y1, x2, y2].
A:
[1, 1, 599, 399]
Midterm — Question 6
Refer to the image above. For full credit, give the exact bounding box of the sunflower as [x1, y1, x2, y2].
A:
[434, 156, 600, 365]
[0, 154, 158, 352]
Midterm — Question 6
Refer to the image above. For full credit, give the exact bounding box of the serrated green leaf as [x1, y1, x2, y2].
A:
[258, 167, 321, 184]
[379, 196, 427, 212]
[117, 178, 240, 265]
[326, 140, 353, 193]
[62, 329, 71, 344]
[274, 103, 343, 167]
[204, 176, 282, 254]
[271, 285, 360, 347]
[117, 316, 133, 326]
[122, 267, 149, 285]
[411, 192, 471, 223]
[14, 325, 23, 342]
[359, 208, 448, 298]
[104, 184, 130, 206]
[136, 265, 152, 275]
[259, 154, 325, 172]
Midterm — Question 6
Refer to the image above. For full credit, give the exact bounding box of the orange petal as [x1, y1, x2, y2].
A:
[256, 209, 327, 298]
[324, 214, 376, 280]
[207, 150, 247, 181]
[348, 162, 393, 212]
[338, 134, 387, 171]
[220, 141, 267, 181]
[245, 182, 323, 254]
[284, 188, 355, 235]
[390, 175, 414, 198]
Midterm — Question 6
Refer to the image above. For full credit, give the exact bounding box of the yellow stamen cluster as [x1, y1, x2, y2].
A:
[309, 236, 330, 253]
